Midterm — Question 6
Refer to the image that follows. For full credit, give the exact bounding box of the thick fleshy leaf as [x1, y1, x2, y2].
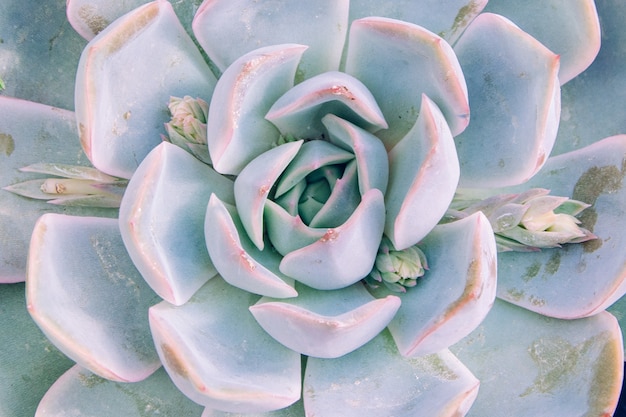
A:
[304, 331, 479, 416]
[347, 0, 487, 43]
[264, 200, 327, 256]
[27, 214, 161, 382]
[202, 401, 305, 417]
[35, 365, 203, 416]
[495, 135, 626, 318]
[275, 140, 354, 198]
[0, 97, 115, 283]
[206, 44, 306, 175]
[119, 142, 234, 306]
[234, 141, 302, 250]
[265, 71, 387, 139]
[323, 114, 389, 195]
[484, 0, 601, 84]
[205, 195, 297, 298]
[0, 0, 85, 109]
[554, 0, 626, 155]
[453, 13, 561, 188]
[0, 283, 74, 417]
[149, 277, 301, 413]
[75, 0, 217, 178]
[66, 0, 148, 40]
[250, 283, 400, 358]
[279, 189, 385, 290]
[384, 94, 459, 250]
[451, 299, 623, 416]
[193, 0, 348, 79]
[344, 16, 469, 149]
[371, 212, 497, 356]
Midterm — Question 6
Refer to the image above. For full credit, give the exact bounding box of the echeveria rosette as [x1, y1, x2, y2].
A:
[1, 0, 625, 416]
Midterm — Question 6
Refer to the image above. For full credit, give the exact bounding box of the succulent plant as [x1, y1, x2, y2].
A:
[2, 0, 626, 416]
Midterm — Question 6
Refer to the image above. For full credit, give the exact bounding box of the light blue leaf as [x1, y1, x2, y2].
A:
[384, 95, 459, 250]
[264, 200, 327, 256]
[484, 0, 601, 84]
[192, 0, 349, 80]
[202, 401, 305, 417]
[344, 16, 469, 149]
[234, 141, 302, 250]
[323, 114, 388, 195]
[75, 0, 217, 178]
[304, 331, 479, 416]
[451, 299, 623, 417]
[35, 366, 204, 417]
[347, 0, 487, 44]
[453, 13, 560, 188]
[371, 212, 497, 356]
[279, 189, 385, 290]
[149, 277, 301, 413]
[119, 142, 234, 306]
[205, 195, 297, 298]
[27, 214, 162, 382]
[266, 71, 387, 139]
[250, 282, 400, 358]
[206, 44, 306, 175]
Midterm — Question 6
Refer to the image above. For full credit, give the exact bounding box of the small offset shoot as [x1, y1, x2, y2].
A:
[3, 163, 127, 208]
[447, 188, 596, 252]
[163, 95, 212, 165]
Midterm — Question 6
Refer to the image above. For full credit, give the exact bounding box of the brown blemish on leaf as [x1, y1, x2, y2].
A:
[544, 251, 561, 275]
[78, 5, 110, 36]
[0, 133, 15, 156]
[507, 288, 525, 302]
[572, 161, 625, 252]
[523, 261, 541, 282]
[449, 1, 481, 37]
[78, 371, 107, 388]
[586, 332, 623, 416]
[161, 344, 188, 377]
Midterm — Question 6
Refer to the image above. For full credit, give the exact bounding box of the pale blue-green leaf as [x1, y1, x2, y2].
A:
[484, 0, 600, 84]
[304, 331, 479, 416]
[371, 212, 497, 356]
[273, 179, 306, 217]
[347, 0, 487, 44]
[75, 0, 217, 178]
[280, 189, 385, 290]
[119, 142, 234, 306]
[264, 200, 327, 256]
[493, 135, 626, 318]
[204, 195, 297, 298]
[308, 159, 361, 228]
[66, 0, 149, 40]
[0, 283, 73, 417]
[344, 17, 469, 149]
[0, 97, 115, 283]
[554, 0, 626, 155]
[35, 365, 204, 417]
[149, 277, 301, 413]
[193, 0, 348, 80]
[250, 283, 400, 358]
[323, 114, 388, 195]
[234, 141, 302, 250]
[451, 299, 623, 417]
[265, 71, 387, 139]
[202, 401, 305, 417]
[206, 44, 306, 175]
[275, 140, 354, 197]
[453, 13, 560, 188]
[0, 0, 85, 109]
[384, 95, 459, 250]
[26, 214, 161, 382]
